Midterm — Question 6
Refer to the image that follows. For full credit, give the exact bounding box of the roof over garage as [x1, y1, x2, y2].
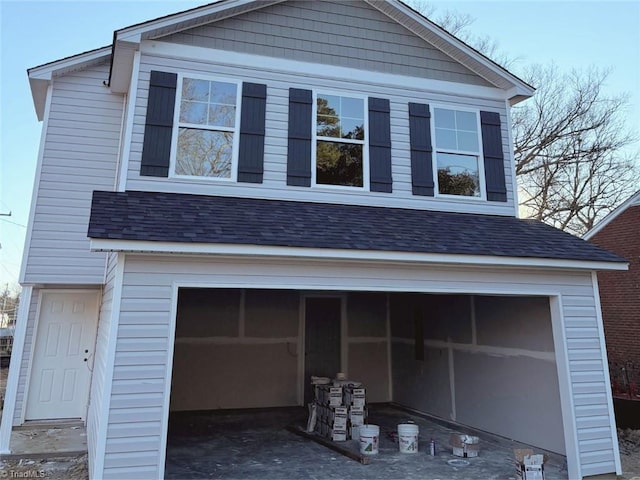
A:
[88, 190, 626, 270]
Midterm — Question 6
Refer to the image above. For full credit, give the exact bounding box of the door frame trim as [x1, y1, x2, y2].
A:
[22, 289, 101, 424]
[299, 293, 347, 405]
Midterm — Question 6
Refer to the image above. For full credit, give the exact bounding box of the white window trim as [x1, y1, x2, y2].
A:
[311, 90, 370, 191]
[169, 72, 242, 183]
[431, 104, 486, 201]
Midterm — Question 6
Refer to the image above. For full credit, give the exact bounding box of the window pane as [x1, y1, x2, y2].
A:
[435, 128, 457, 150]
[208, 104, 236, 128]
[176, 128, 233, 178]
[316, 140, 363, 187]
[434, 108, 455, 129]
[180, 101, 208, 124]
[341, 97, 364, 119]
[457, 131, 479, 152]
[455, 110, 477, 132]
[182, 78, 209, 102]
[318, 94, 341, 116]
[341, 117, 364, 140]
[436, 152, 480, 197]
[210, 81, 237, 105]
[317, 114, 341, 138]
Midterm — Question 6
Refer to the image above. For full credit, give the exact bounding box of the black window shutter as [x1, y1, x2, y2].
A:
[368, 97, 392, 193]
[480, 111, 507, 202]
[238, 82, 267, 183]
[408, 103, 434, 196]
[141, 71, 177, 177]
[287, 88, 312, 187]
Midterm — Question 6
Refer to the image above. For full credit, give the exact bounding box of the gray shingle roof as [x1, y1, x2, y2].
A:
[88, 190, 625, 263]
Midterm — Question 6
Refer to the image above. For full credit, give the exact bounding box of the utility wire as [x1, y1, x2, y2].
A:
[0, 218, 26, 228]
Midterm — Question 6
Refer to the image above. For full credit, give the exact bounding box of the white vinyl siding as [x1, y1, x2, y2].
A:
[96, 254, 617, 479]
[126, 52, 515, 216]
[87, 253, 118, 477]
[161, 0, 492, 87]
[22, 61, 122, 284]
[12, 288, 41, 425]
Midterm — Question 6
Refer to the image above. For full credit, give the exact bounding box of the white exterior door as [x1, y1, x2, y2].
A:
[25, 291, 99, 421]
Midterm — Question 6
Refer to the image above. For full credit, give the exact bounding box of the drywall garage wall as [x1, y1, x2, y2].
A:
[391, 294, 565, 454]
[170, 289, 392, 410]
[346, 292, 390, 403]
[170, 288, 300, 410]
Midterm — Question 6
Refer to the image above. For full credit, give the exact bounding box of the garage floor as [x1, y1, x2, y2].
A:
[165, 404, 568, 479]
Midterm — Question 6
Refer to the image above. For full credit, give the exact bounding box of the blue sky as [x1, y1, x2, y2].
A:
[0, 0, 639, 288]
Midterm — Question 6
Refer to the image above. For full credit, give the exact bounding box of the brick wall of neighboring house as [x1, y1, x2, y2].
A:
[589, 204, 640, 396]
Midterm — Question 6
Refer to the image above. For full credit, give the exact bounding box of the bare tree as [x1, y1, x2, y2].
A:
[406, 1, 639, 235]
[409, 1, 514, 67]
[513, 65, 638, 235]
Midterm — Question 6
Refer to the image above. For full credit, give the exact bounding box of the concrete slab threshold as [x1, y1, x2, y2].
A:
[165, 404, 569, 480]
[2, 421, 87, 461]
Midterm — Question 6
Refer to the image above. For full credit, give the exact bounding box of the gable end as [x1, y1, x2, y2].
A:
[158, 0, 494, 87]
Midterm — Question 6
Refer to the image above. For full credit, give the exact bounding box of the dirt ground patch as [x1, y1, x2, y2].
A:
[0, 454, 88, 480]
[619, 428, 640, 478]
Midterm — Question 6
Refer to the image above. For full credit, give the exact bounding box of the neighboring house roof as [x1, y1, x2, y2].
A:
[583, 189, 640, 240]
[88, 191, 625, 267]
[28, 0, 535, 120]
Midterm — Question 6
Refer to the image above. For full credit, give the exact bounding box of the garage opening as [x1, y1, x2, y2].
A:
[166, 288, 565, 477]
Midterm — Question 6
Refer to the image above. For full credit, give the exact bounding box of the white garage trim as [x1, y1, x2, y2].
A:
[592, 272, 622, 475]
[157, 280, 179, 479]
[550, 296, 580, 480]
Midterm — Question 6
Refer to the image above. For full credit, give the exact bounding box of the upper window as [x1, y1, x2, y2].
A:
[314, 93, 367, 188]
[173, 76, 240, 179]
[433, 107, 483, 198]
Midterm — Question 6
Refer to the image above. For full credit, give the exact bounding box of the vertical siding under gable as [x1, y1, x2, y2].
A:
[127, 54, 515, 216]
[23, 61, 122, 285]
[99, 255, 617, 478]
[161, 0, 492, 87]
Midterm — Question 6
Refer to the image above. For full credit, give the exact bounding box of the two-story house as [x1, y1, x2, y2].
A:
[0, 1, 626, 478]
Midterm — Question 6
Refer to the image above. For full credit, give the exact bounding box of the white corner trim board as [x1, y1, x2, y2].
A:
[19, 85, 53, 284]
[0, 286, 33, 454]
[91, 254, 125, 479]
[89, 239, 629, 272]
[591, 272, 623, 475]
[116, 51, 141, 192]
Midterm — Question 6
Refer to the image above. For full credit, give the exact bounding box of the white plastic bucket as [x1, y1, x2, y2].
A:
[359, 425, 380, 455]
[398, 423, 419, 453]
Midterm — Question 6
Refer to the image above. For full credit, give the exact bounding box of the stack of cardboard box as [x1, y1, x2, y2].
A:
[313, 383, 367, 441]
[514, 449, 546, 480]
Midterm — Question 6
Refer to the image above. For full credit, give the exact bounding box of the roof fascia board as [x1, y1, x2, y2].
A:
[115, 0, 286, 43]
[89, 239, 628, 272]
[583, 189, 640, 239]
[141, 41, 508, 102]
[27, 47, 111, 80]
[366, 0, 535, 100]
